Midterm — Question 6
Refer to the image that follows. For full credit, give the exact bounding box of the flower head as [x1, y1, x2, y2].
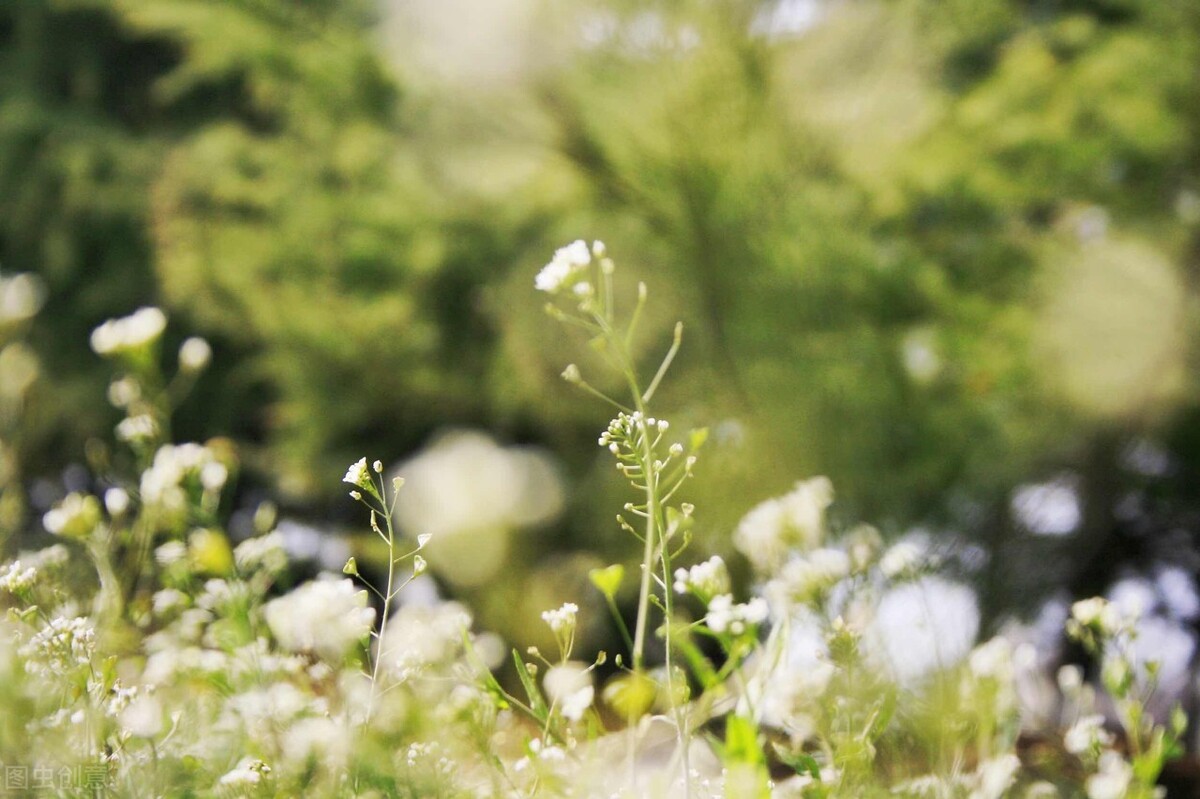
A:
[535, 240, 593, 293]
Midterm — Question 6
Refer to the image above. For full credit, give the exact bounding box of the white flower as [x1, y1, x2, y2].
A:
[343, 457, 371, 490]
[200, 461, 228, 492]
[152, 588, 188, 617]
[0, 273, 45, 323]
[734, 477, 833, 574]
[177, 337, 211, 373]
[379, 601, 473, 681]
[544, 662, 594, 722]
[219, 758, 271, 787]
[1064, 714, 1112, 755]
[115, 413, 157, 443]
[234, 531, 287, 574]
[880, 540, 923, 578]
[770, 548, 850, 605]
[104, 487, 130, 516]
[971, 754, 1020, 799]
[968, 637, 1012, 681]
[1071, 597, 1120, 636]
[1085, 751, 1132, 799]
[119, 694, 164, 738]
[673, 555, 730, 599]
[90, 307, 167, 356]
[42, 492, 101, 539]
[0, 561, 36, 594]
[155, 541, 188, 567]
[535, 240, 592, 293]
[264, 576, 375, 661]
[541, 602, 579, 635]
[706, 594, 769, 635]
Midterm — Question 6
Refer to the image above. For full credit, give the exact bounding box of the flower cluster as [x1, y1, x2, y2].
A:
[535, 239, 605, 294]
[90, 307, 167, 356]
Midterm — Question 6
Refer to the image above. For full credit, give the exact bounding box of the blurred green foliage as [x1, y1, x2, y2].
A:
[2, 0, 1199, 612]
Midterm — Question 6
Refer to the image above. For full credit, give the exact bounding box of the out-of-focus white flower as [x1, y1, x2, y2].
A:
[535, 240, 593, 293]
[104, 487, 130, 517]
[218, 758, 271, 788]
[155, 541, 188, 567]
[119, 694, 164, 738]
[378, 601, 473, 682]
[1064, 714, 1112, 755]
[139, 443, 224, 521]
[1085, 751, 1132, 799]
[673, 555, 730, 600]
[234, 531, 287, 575]
[90, 307, 167, 356]
[879, 540, 923, 579]
[770, 548, 850, 605]
[1057, 664, 1084, 695]
[544, 662, 595, 722]
[867, 576, 979, 686]
[116, 414, 157, 443]
[107, 376, 141, 408]
[151, 588, 188, 617]
[0, 272, 45, 323]
[969, 637, 1013, 681]
[264, 576, 375, 661]
[200, 461, 228, 492]
[971, 754, 1020, 799]
[178, 337, 212, 373]
[1071, 597, 1120, 637]
[42, 493, 101, 539]
[734, 477, 833, 574]
[282, 717, 349, 770]
[706, 595, 769, 635]
[394, 431, 563, 587]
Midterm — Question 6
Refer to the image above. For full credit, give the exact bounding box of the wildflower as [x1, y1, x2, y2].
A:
[42, 492, 101, 539]
[535, 240, 592, 293]
[770, 548, 850, 605]
[104, 487, 130, 517]
[380, 601, 473, 681]
[1070, 597, 1120, 637]
[177, 336, 212, 373]
[706, 594, 769, 635]
[264, 576, 375, 661]
[734, 477, 833, 574]
[1085, 751, 1132, 799]
[20, 616, 96, 675]
[107, 376, 141, 408]
[90, 307, 167, 356]
[541, 602, 579, 635]
[115, 414, 157, 443]
[968, 637, 1013, 681]
[973, 754, 1021, 799]
[1064, 714, 1113, 755]
[151, 588, 189, 617]
[0, 561, 36, 594]
[879, 540, 923, 579]
[154, 541, 188, 567]
[119, 694, 164, 738]
[200, 461, 228, 492]
[219, 758, 271, 788]
[673, 555, 730, 601]
[544, 662, 595, 722]
[0, 272, 45, 323]
[343, 457, 372, 490]
[234, 531, 287, 574]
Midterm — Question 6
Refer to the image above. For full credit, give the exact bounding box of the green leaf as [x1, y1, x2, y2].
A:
[512, 649, 550, 723]
[589, 564, 625, 600]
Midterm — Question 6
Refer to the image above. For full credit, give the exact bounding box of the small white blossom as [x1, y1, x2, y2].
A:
[734, 477, 833, 574]
[1071, 597, 1120, 637]
[90, 307, 167, 356]
[880, 540, 923, 579]
[116, 413, 157, 443]
[343, 457, 371, 490]
[535, 240, 592, 293]
[0, 561, 36, 594]
[541, 602, 579, 635]
[233, 531, 287, 574]
[177, 336, 211, 373]
[264, 576, 375, 661]
[673, 555, 730, 599]
[706, 594, 769, 635]
[42, 492, 101, 539]
[1085, 751, 1132, 799]
[1064, 714, 1112, 755]
[104, 487, 130, 517]
[544, 662, 594, 722]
